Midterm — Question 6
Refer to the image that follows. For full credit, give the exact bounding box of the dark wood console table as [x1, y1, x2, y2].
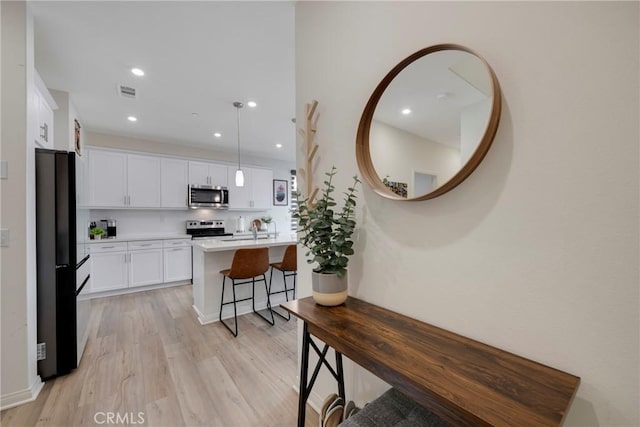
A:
[281, 297, 580, 427]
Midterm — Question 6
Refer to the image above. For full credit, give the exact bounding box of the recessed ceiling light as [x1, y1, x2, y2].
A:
[127, 116, 137, 122]
[401, 108, 412, 115]
[191, 112, 199, 117]
[247, 101, 257, 108]
[131, 68, 145, 77]
[276, 143, 283, 148]
[214, 132, 222, 138]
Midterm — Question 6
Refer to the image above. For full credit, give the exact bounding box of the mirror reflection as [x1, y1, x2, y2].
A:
[369, 49, 495, 199]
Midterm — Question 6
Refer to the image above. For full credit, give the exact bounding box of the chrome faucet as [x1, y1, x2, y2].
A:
[251, 224, 257, 240]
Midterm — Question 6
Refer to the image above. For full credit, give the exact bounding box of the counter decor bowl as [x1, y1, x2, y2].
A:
[294, 166, 360, 306]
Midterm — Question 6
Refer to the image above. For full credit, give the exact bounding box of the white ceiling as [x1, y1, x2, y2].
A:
[30, 1, 296, 162]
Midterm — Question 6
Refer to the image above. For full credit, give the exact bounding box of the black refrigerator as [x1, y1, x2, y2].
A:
[36, 148, 89, 379]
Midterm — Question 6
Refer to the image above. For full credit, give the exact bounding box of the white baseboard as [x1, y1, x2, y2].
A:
[82, 280, 191, 300]
[194, 300, 272, 325]
[0, 376, 44, 411]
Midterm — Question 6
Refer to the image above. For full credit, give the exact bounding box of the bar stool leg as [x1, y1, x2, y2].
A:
[219, 276, 239, 337]
[252, 274, 275, 326]
[280, 270, 292, 321]
[269, 267, 292, 321]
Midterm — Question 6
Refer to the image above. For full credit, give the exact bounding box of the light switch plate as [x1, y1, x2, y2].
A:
[0, 229, 9, 247]
[0, 160, 7, 179]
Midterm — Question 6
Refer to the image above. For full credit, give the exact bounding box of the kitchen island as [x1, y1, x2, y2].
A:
[191, 235, 297, 325]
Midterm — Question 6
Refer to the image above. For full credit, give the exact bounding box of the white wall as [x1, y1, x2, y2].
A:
[51, 89, 84, 153]
[370, 119, 460, 196]
[0, 1, 43, 409]
[460, 97, 491, 165]
[296, 2, 639, 426]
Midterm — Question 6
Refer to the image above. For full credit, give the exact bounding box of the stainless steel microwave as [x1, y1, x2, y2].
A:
[188, 185, 229, 209]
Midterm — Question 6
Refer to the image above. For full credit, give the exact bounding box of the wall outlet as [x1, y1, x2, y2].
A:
[0, 229, 9, 247]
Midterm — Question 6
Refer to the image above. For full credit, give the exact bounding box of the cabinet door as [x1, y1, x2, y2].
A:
[39, 96, 54, 148]
[127, 154, 161, 207]
[227, 167, 251, 209]
[89, 150, 127, 207]
[250, 168, 273, 209]
[208, 163, 228, 187]
[188, 161, 210, 185]
[163, 247, 192, 282]
[75, 154, 90, 207]
[161, 158, 188, 208]
[90, 252, 128, 292]
[129, 249, 164, 287]
[33, 89, 45, 148]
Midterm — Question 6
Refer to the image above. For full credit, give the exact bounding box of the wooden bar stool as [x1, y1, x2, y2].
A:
[268, 244, 297, 321]
[219, 247, 274, 337]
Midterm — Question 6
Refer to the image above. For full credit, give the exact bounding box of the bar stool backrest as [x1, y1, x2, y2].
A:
[280, 245, 297, 272]
[229, 248, 269, 279]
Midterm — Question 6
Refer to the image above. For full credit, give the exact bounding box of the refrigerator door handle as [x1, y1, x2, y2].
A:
[76, 274, 90, 296]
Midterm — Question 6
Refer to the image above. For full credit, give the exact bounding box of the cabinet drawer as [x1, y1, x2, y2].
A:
[90, 242, 128, 253]
[128, 240, 164, 250]
[163, 239, 192, 248]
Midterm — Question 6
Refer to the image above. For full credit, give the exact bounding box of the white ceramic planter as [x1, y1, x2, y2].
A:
[312, 271, 348, 306]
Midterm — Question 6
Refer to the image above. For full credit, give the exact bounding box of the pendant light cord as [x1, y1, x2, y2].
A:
[236, 105, 241, 170]
[233, 101, 244, 170]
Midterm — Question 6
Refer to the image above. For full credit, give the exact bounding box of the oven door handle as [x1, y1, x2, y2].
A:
[76, 274, 90, 296]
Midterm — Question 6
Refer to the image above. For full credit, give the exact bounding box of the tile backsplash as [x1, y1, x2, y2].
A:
[89, 207, 291, 237]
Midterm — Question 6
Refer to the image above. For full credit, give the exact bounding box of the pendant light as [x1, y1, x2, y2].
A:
[233, 101, 245, 187]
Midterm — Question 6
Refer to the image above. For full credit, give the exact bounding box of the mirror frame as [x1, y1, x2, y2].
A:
[356, 43, 502, 201]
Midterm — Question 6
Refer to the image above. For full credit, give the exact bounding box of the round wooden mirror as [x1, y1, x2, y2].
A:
[356, 44, 502, 201]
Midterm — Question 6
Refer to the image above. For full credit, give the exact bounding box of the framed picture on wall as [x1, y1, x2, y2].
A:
[74, 119, 82, 156]
[273, 179, 288, 206]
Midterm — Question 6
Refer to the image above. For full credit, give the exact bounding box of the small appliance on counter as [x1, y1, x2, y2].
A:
[186, 220, 234, 240]
[99, 219, 117, 238]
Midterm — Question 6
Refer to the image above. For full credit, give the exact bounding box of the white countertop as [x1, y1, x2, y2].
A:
[87, 234, 192, 244]
[192, 235, 297, 253]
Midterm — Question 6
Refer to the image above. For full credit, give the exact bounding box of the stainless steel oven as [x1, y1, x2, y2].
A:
[188, 185, 229, 209]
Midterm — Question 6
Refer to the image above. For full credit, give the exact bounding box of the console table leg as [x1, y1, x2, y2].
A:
[298, 322, 311, 427]
[336, 351, 345, 401]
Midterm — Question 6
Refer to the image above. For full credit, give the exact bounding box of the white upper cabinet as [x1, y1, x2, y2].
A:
[250, 168, 273, 210]
[188, 161, 228, 187]
[89, 150, 127, 207]
[88, 149, 161, 208]
[86, 147, 273, 211]
[227, 167, 273, 210]
[127, 154, 161, 208]
[161, 158, 188, 208]
[33, 70, 56, 149]
[208, 164, 228, 187]
[188, 161, 209, 185]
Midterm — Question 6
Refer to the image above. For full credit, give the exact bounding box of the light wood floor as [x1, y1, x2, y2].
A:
[1, 285, 318, 427]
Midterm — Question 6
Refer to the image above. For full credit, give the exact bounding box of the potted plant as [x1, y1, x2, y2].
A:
[89, 227, 106, 240]
[293, 166, 360, 306]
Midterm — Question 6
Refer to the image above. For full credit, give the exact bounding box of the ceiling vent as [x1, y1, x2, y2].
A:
[117, 84, 137, 99]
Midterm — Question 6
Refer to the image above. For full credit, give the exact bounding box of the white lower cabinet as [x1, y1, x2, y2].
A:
[89, 242, 129, 292]
[89, 238, 191, 295]
[128, 241, 164, 287]
[164, 247, 192, 282]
